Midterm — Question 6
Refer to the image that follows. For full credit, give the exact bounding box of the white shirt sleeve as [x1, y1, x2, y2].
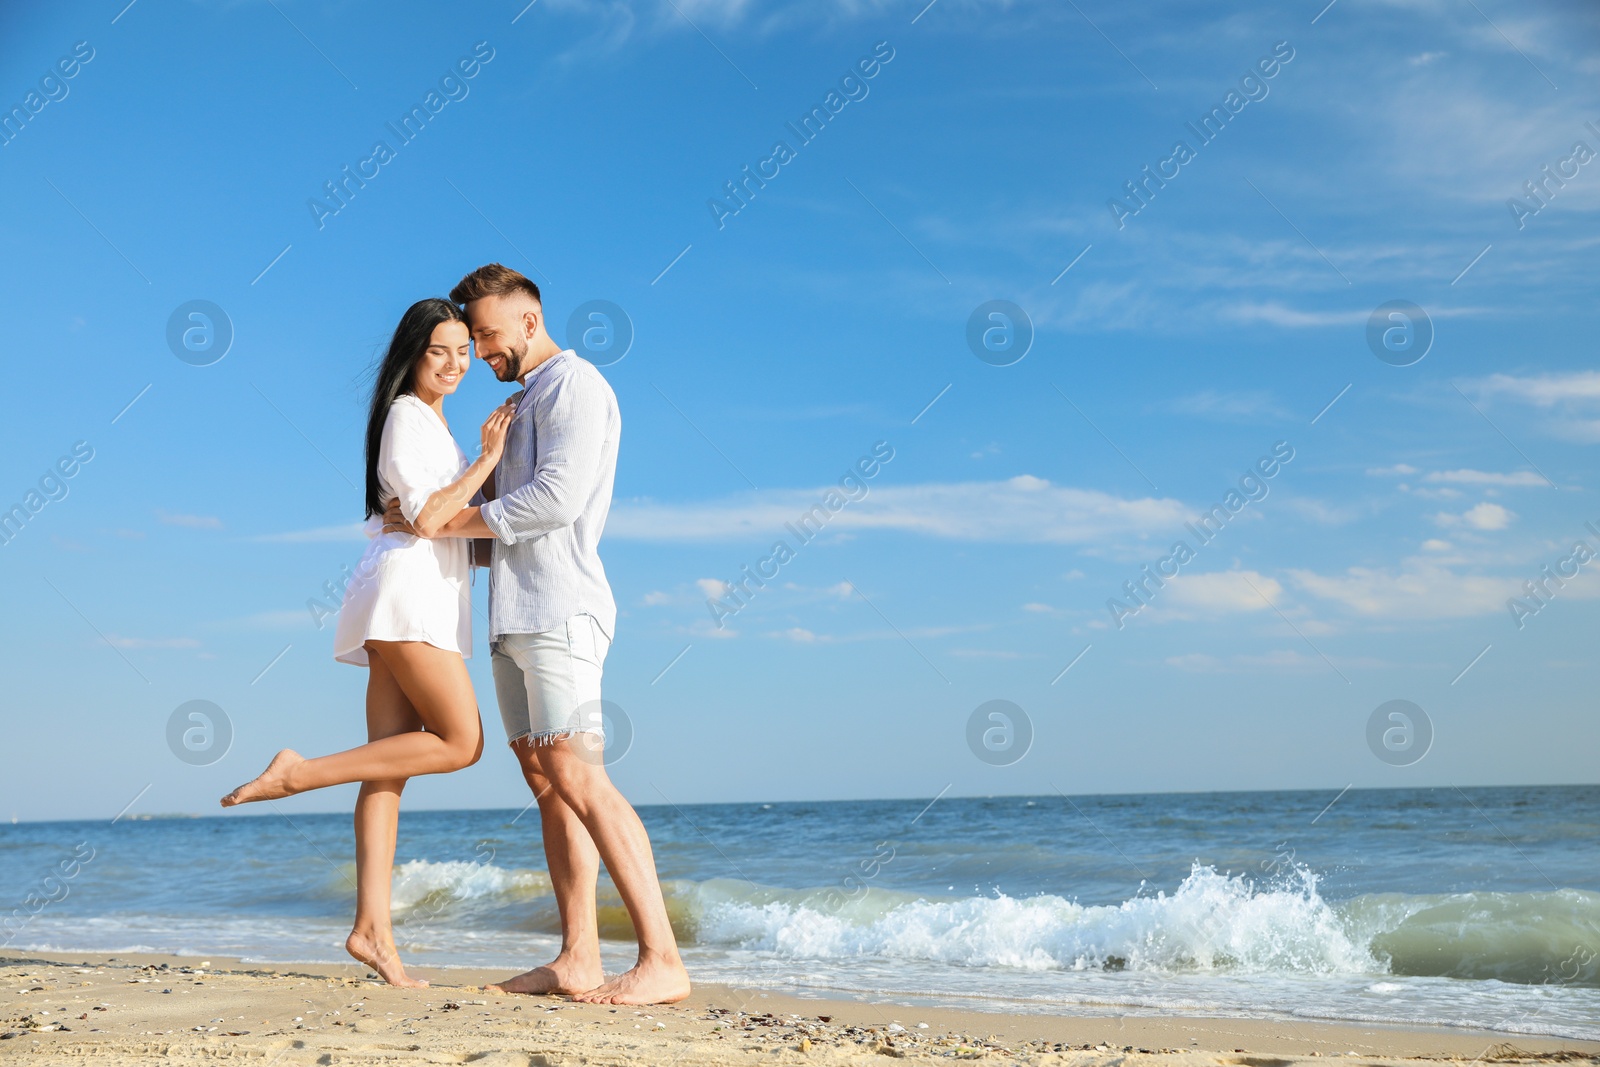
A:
[379, 401, 448, 525]
[479, 367, 609, 546]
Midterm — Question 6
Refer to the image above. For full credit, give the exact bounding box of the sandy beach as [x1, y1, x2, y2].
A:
[3, 951, 1596, 1066]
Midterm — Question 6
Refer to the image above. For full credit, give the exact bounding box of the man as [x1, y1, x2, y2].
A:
[387, 263, 689, 1005]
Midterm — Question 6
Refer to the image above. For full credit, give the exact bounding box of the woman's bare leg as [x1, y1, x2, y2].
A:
[345, 648, 426, 988]
[221, 641, 484, 806]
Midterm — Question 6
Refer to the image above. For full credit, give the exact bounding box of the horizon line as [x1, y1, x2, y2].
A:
[6, 780, 1596, 828]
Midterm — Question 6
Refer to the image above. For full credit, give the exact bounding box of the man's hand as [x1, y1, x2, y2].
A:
[382, 498, 418, 537]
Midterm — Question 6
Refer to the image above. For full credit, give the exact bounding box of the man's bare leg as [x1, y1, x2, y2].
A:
[486, 744, 603, 995]
[535, 738, 689, 1005]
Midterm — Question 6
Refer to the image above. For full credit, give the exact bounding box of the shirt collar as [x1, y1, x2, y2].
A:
[513, 349, 573, 412]
[518, 348, 573, 390]
[399, 392, 447, 426]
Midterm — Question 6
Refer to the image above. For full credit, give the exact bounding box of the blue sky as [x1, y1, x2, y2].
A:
[1, 0, 1597, 822]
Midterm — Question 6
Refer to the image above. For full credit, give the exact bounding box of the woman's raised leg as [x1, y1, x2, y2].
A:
[221, 640, 483, 806]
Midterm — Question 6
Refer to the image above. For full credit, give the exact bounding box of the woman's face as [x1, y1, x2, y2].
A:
[411, 319, 472, 399]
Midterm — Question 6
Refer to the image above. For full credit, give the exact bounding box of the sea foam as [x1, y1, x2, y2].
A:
[681, 863, 1600, 986]
[341, 857, 1600, 988]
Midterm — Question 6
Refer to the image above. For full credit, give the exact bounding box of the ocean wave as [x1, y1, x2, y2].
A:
[385, 860, 552, 914]
[351, 858, 1599, 987]
[680, 864, 1600, 987]
[1355, 888, 1600, 986]
[685, 864, 1375, 974]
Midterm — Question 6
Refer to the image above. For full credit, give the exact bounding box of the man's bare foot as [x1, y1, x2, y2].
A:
[220, 750, 305, 807]
[571, 954, 690, 1005]
[484, 953, 604, 996]
[346, 929, 427, 989]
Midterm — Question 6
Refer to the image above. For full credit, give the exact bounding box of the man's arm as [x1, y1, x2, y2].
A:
[383, 500, 494, 538]
[382, 373, 610, 544]
[476, 369, 609, 545]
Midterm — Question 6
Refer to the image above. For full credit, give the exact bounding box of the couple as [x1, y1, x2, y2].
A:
[221, 264, 689, 1006]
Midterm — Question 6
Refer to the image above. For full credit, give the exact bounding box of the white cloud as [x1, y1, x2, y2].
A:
[696, 578, 729, 599]
[1470, 503, 1516, 529]
[1421, 539, 1453, 552]
[607, 477, 1187, 544]
[1349, 23, 1595, 212]
[1555, 419, 1600, 444]
[1218, 302, 1370, 328]
[641, 591, 672, 606]
[1288, 560, 1516, 619]
[1370, 465, 1543, 489]
[1470, 372, 1600, 442]
[1435, 502, 1515, 530]
[1162, 570, 1282, 614]
[766, 622, 986, 645]
[1219, 302, 1487, 329]
[1475, 371, 1600, 407]
[1281, 497, 1367, 525]
[1423, 469, 1549, 487]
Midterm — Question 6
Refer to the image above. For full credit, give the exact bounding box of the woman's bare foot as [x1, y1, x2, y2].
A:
[570, 954, 690, 1005]
[485, 951, 604, 996]
[346, 929, 427, 989]
[220, 750, 305, 807]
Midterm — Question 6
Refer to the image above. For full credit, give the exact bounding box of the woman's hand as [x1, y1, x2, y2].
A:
[480, 400, 514, 465]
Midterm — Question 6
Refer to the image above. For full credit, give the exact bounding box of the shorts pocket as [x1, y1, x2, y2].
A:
[587, 614, 611, 666]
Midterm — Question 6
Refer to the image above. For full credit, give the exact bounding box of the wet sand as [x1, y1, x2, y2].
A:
[4, 951, 1597, 1065]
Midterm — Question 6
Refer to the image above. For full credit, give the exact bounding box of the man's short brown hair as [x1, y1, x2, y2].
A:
[449, 263, 541, 307]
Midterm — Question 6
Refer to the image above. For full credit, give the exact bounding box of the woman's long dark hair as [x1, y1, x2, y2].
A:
[363, 297, 466, 518]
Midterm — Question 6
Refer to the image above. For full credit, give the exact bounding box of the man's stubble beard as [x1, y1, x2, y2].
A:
[498, 336, 529, 382]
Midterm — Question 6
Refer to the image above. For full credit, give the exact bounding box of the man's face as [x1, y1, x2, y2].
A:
[466, 293, 535, 382]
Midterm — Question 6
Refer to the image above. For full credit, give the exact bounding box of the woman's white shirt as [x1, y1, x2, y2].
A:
[332, 395, 472, 666]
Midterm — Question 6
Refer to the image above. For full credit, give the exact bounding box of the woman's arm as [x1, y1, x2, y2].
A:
[410, 468, 494, 540]
[396, 402, 513, 539]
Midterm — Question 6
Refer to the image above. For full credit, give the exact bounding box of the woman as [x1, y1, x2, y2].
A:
[222, 297, 513, 988]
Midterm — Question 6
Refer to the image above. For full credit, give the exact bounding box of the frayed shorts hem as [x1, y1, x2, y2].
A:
[507, 726, 606, 748]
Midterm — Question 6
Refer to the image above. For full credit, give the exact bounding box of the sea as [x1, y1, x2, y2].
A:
[3, 785, 1597, 1039]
